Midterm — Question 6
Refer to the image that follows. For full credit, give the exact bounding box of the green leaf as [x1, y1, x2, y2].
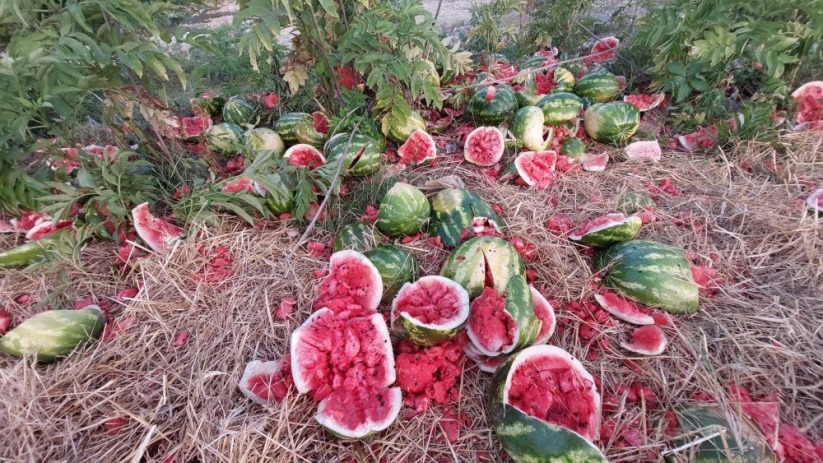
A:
[667, 62, 686, 75]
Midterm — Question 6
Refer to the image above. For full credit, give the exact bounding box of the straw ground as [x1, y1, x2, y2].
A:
[1, 133, 821, 462]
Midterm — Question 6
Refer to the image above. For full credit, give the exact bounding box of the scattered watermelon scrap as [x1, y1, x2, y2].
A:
[313, 250, 383, 318]
[594, 290, 654, 325]
[678, 125, 718, 151]
[239, 356, 294, 405]
[624, 140, 662, 162]
[581, 152, 609, 171]
[623, 93, 665, 112]
[395, 337, 465, 413]
[621, 325, 668, 355]
[398, 129, 437, 165]
[514, 150, 558, 189]
[131, 203, 183, 254]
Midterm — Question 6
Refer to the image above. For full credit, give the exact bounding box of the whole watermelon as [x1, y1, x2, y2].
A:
[574, 71, 620, 103]
[365, 245, 419, 302]
[584, 102, 640, 144]
[467, 85, 517, 125]
[376, 182, 430, 237]
[323, 133, 382, 177]
[274, 112, 313, 144]
[222, 96, 256, 125]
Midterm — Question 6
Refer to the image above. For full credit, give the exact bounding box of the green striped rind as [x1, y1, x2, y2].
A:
[504, 273, 540, 351]
[673, 406, 777, 463]
[584, 102, 641, 144]
[574, 72, 620, 103]
[222, 96, 256, 125]
[365, 245, 418, 302]
[617, 192, 655, 213]
[323, 133, 382, 177]
[595, 240, 699, 314]
[467, 85, 518, 125]
[0, 232, 66, 268]
[191, 95, 225, 117]
[274, 113, 313, 143]
[263, 178, 295, 214]
[0, 307, 106, 362]
[387, 111, 426, 143]
[294, 119, 327, 148]
[488, 347, 607, 463]
[391, 276, 468, 346]
[551, 68, 576, 94]
[570, 216, 642, 247]
[516, 91, 543, 108]
[560, 137, 586, 159]
[333, 222, 380, 253]
[511, 107, 548, 151]
[521, 55, 548, 69]
[244, 128, 285, 160]
[206, 122, 244, 155]
[537, 92, 583, 125]
[441, 236, 525, 298]
[376, 183, 431, 237]
[430, 188, 505, 248]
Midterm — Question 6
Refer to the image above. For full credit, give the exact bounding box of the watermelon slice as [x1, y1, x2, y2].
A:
[623, 93, 665, 112]
[131, 203, 183, 253]
[791, 81, 823, 124]
[678, 126, 718, 151]
[514, 150, 558, 189]
[569, 213, 642, 247]
[594, 290, 654, 325]
[464, 341, 507, 373]
[284, 144, 326, 169]
[806, 189, 823, 214]
[624, 140, 662, 162]
[621, 325, 668, 355]
[398, 129, 436, 165]
[590, 36, 619, 64]
[25, 219, 73, 241]
[531, 286, 557, 345]
[313, 250, 384, 318]
[238, 357, 293, 405]
[180, 116, 213, 141]
[581, 152, 609, 172]
[464, 127, 505, 166]
[390, 275, 470, 346]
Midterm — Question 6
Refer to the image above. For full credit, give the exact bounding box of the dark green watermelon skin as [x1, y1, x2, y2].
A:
[467, 85, 518, 125]
[429, 188, 505, 248]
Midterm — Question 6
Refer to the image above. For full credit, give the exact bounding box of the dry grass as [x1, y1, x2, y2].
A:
[1, 133, 821, 462]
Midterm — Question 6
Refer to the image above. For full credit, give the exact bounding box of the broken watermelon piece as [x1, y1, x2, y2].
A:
[313, 250, 383, 318]
[390, 275, 470, 346]
[623, 93, 665, 112]
[238, 356, 294, 405]
[464, 126, 505, 166]
[581, 152, 609, 172]
[514, 150, 558, 190]
[284, 144, 326, 169]
[624, 140, 662, 162]
[621, 325, 668, 355]
[569, 213, 642, 247]
[395, 338, 465, 412]
[806, 189, 823, 215]
[397, 129, 437, 165]
[678, 125, 718, 151]
[594, 290, 654, 325]
[131, 203, 183, 254]
[531, 286, 557, 345]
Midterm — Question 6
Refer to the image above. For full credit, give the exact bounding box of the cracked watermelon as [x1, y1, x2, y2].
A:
[441, 236, 525, 298]
[132, 202, 183, 253]
[294, 112, 329, 147]
[284, 144, 325, 169]
[238, 357, 293, 405]
[398, 129, 437, 165]
[274, 112, 313, 144]
[595, 240, 699, 314]
[376, 182, 430, 237]
[0, 306, 106, 362]
[386, 110, 426, 143]
[537, 92, 583, 125]
[488, 345, 607, 463]
[324, 133, 382, 176]
[515, 150, 558, 190]
[466, 273, 538, 357]
[365, 245, 419, 303]
[551, 67, 576, 93]
[623, 93, 665, 111]
[429, 188, 504, 248]
[569, 213, 642, 247]
[464, 126, 505, 166]
[390, 275, 470, 346]
[511, 106, 551, 151]
[617, 192, 655, 213]
[313, 250, 383, 317]
[467, 84, 518, 125]
[673, 405, 777, 462]
[584, 102, 640, 144]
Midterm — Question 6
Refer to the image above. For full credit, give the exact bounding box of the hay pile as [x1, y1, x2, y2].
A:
[1, 133, 821, 462]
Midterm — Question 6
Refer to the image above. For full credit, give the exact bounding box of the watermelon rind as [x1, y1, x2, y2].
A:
[323, 133, 382, 177]
[530, 286, 557, 345]
[222, 96, 256, 126]
[206, 122, 244, 155]
[365, 245, 418, 303]
[0, 229, 71, 268]
[464, 342, 506, 373]
[595, 240, 699, 314]
[441, 236, 525, 298]
[791, 81, 823, 99]
[511, 106, 550, 151]
[386, 110, 426, 144]
[284, 144, 326, 169]
[332, 222, 381, 253]
[376, 182, 431, 237]
[561, 137, 586, 159]
[514, 150, 557, 187]
[315, 386, 402, 440]
[551, 67, 576, 93]
[132, 202, 183, 254]
[274, 112, 313, 144]
[623, 93, 665, 112]
[466, 273, 539, 357]
[569, 214, 642, 247]
[464, 126, 506, 166]
[488, 345, 606, 463]
[467, 85, 518, 125]
[624, 140, 662, 162]
[617, 192, 655, 213]
[238, 358, 290, 405]
[429, 188, 505, 248]
[391, 275, 470, 346]
[584, 102, 641, 145]
[294, 114, 328, 148]
[672, 405, 778, 463]
[0, 306, 106, 362]
[574, 71, 620, 103]
[243, 128, 285, 160]
[537, 92, 583, 125]
[620, 326, 668, 355]
[594, 291, 655, 325]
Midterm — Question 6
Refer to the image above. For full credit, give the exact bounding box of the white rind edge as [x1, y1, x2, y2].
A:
[390, 275, 471, 331]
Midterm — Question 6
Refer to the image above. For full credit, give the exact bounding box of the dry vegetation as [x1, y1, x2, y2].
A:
[1, 133, 821, 462]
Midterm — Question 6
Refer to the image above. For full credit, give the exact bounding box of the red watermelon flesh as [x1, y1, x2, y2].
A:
[555, 155, 581, 173]
[24, 219, 73, 241]
[464, 127, 505, 166]
[0, 308, 10, 334]
[506, 349, 601, 440]
[514, 150, 558, 189]
[314, 250, 383, 318]
[467, 287, 517, 357]
[485, 85, 497, 102]
[316, 386, 401, 436]
[621, 325, 668, 355]
[180, 116, 212, 139]
[395, 338, 465, 411]
[791, 81, 823, 124]
[623, 93, 665, 112]
[131, 202, 183, 253]
[569, 213, 629, 241]
[625, 140, 662, 162]
[594, 290, 654, 325]
[312, 111, 330, 135]
[531, 286, 557, 344]
[284, 144, 326, 169]
[222, 176, 267, 196]
[464, 341, 506, 373]
[392, 276, 468, 325]
[239, 356, 294, 405]
[398, 129, 437, 165]
[678, 126, 718, 151]
[581, 152, 609, 172]
[589, 36, 620, 64]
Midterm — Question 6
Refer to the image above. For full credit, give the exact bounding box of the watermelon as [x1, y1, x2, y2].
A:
[238, 357, 292, 405]
[464, 342, 507, 373]
[467, 85, 518, 125]
[530, 286, 557, 345]
[294, 112, 330, 148]
[390, 275, 470, 346]
[332, 222, 380, 253]
[222, 96, 256, 125]
[365, 245, 419, 303]
[274, 112, 313, 144]
[569, 213, 642, 247]
[180, 116, 212, 141]
[386, 110, 426, 143]
[0, 306, 106, 362]
[131, 202, 183, 254]
[621, 325, 668, 355]
[0, 231, 70, 268]
[575, 71, 620, 103]
[205, 122, 244, 155]
[624, 140, 662, 162]
[561, 137, 586, 159]
[673, 406, 778, 462]
[467, 273, 539, 357]
[397, 129, 436, 165]
[511, 106, 551, 151]
[284, 144, 325, 169]
[806, 189, 823, 215]
[590, 36, 620, 63]
[441, 236, 525, 298]
[291, 308, 400, 439]
[323, 133, 382, 176]
[191, 94, 225, 117]
[313, 250, 383, 317]
[376, 182, 430, 237]
[678, 125, 718, 151]
[537, 92, 583, 125]
[617, 192, 655, 213]
[791, 81, 823, 124]
[594, 290, 654, 325]
[464, 126, 505, 166]
[488, 345, 607, 463]
[429, 188, 504, 248]
[595, 240, 700, 314]
[584, 102, 640, 144]
[514, 150, 558, 190]
[263, 178, 295, 215]
[551, 67, 576, 93]
[581, 152, 609, 171]
[623, 93, 665, 111]
[243, 128, 285, 160]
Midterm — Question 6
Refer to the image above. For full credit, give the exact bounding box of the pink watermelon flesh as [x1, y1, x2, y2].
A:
[569, 213, 628, 241]
[312, 111, 330, 134]
[531, 286, 557, 344]
[314, 250, 383, 318]
[467, 287, 516, 357]
[590, 36, 619, 63]
[485, 85, 497, 102]
[594, 290, 654, 325]
[625, 140, 662, 162]
[514, 150, 558, 189]
[621, 325, 668, 355]
[222, 176, 266, 196]
[131, 202, 183, 253]
[25, 219, 72, 241]
[315, 386, 401, 437]
[806, 189, 823, 211]
[285, 144, 325, 169]
[464, 342, 506, 373]
[239, 356, 294, 405]
[623, 93, 664, 112]
[615, 75, 627, 91]
[464, 127, 505, 166]
[391, 276, 467, 326]
[581, 152, 608, 172]
[507, 350, 600, 440]
[398, 129, 437, 165]
[678, 126, 718, 151]
[791, 81, 823, 124]
[180, 116, 212, 138]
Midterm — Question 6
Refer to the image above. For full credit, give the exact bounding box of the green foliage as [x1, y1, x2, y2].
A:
[466, 0, 525, 58]
[526, 0, 595, 53]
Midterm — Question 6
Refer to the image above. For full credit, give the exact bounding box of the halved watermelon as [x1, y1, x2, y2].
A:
[581, 152, 609, 172]
[807, 189, 823, 214]
[313, 250, 384, 318]
[398, 129, 436, 165]
[531, 286, 557, 345]
[590, 36, 620, 63]
[239, 357, 293, 405]
[594, 290, 654, 325]
[514, 150, 558, 189]
[569, 213, 642, 247]
[390, 275, 470, 346]
[678, 126, 718, 151]
[791, 81, 823, 124]
[624, 140, 662, 162]
[131, 203, 183, 253]
[464, 127, 505, 166]
[284, 144, 325, 169]
[623, 93, 665, 112]
[621, 325, 668, 355]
